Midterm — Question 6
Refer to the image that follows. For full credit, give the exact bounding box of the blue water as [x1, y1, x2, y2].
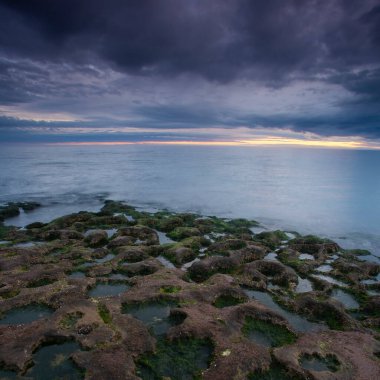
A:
[1, 144, 379, 257]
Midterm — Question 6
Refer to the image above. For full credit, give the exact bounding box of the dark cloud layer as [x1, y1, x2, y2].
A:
[0, 0, 379, 141]
[2, 0, 380, 81]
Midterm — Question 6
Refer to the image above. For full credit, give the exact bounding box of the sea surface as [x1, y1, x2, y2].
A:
[1, 144, 379, 259]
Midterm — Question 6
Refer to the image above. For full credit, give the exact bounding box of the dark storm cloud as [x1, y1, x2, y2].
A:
[1, 0, 380, 81]
[0, 0, 379, 141]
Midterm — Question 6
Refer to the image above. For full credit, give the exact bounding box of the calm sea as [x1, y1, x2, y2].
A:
[1, 144, 379, 259]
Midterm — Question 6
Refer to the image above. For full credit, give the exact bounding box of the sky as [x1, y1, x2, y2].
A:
[0, 0, 380, 148]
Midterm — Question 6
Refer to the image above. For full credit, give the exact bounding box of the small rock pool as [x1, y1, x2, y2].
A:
[88, 283, 129, 297]
[0, 304, 53, 325]
[122, 301, 180, 335]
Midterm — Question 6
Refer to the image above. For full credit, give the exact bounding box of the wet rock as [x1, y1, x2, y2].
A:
[0, 203, 21, 220]
[188, 256, 237, 282]
[167, 226, 201, 240]
[254, 230, 289, 250]
[25, 222, 47, 229]
[77, 324, 93, 335]
[207, 238, 247, 254]
[42, 229, 84, 241]
[107, 235, 135, 248]
[333, 258, 380, 283]
[0, 320, 48, 372]
[165, 245, 197, 266]
[362, 295, 380, 317]
[274, 330, 380, 380]
[242, 260, 298, 289]
[84, 230, 108, 247]
[289, 235, 340, 260]
[117, 226, 159, 245]
[157, 216, 185, 232]
[115, 246, 150, 262]
[121, 259, 162, 277]
[294, 293, 358, 330]
[73, 346, 139, 380]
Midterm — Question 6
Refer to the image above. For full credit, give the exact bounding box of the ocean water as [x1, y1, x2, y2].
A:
[1, 144, 379, 258]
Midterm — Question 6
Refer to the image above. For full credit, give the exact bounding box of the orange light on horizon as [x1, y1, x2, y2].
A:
[47, 137, 380, 150]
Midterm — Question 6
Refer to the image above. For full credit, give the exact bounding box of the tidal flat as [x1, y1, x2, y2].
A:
[0, 200, 379, 379]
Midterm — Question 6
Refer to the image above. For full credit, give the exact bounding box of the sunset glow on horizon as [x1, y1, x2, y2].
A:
[47, 137, 380, 150]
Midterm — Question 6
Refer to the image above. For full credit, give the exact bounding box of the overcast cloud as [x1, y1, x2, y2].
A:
[0, 0, 379, 143]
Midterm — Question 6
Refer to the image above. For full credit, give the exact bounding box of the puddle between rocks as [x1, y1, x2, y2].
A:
[0, 304, 53, 325]
[311, 274, 347, 287]
[181, 258, 200, 271]
[26, 341, 82, 379]
[107, 273, 129, 280]
[155, 230, 175, 245]
[299, 253, 315, 260]
[243, 289, 325, 333]
[295, 277, 313, 293]
[157, 255, 176, 269]
[88, 283, 129, 297]
[331, 289, 359, 309]
[361, 273, 380, 285]
[69, 271, 86, 279]
[122, 302, 179, 335]
[300, 353, 340, 372]
[315, 264, 333, 273]
[94, 253, 115, 263]
[263, 252, 278, 261]
[13, 241, 45, 248]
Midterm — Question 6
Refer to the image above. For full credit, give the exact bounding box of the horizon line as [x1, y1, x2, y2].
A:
[42, 138, 380, 150]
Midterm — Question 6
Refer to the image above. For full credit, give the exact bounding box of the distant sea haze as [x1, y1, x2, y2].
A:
[1, 144, 380, 259]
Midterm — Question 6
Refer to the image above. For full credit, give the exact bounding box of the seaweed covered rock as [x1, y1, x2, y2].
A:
[84, 229, 108, 247]
[289, 235, 340, 259]
[117, 226, 159, 245]
[164, 245, 197, 266]
[293, 293, 358, 330]
[242, 260, 298, 289]
[188, 256, 237, 282]
[254, 230, 289, 250]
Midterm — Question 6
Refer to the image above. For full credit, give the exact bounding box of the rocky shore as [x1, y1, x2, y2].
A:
[0, 200, 379, 379]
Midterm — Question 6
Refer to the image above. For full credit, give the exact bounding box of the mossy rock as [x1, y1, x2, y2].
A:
[160, 285, 182, 294]
[100, 200, 136, 215]
[180, 236, 209, 251]
[60, 311, 84, 329]
[158, 217, 185, 232]
[254, 230, 289, 250]
[291, 235, 334, 245]
[0, 203, 21, 220]
[27, 278, 56, 288]
[98, 303, 112, 324]
[213, 294, 246, 308]
[167, 227, 201, 241]
[343, 249, 372, 256]
[25, 222, 47, 229]
[164, 246, 197, 266]
[0, 224, 14, 239]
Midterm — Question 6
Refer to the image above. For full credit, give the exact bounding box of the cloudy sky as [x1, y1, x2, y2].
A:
[0, 0, 380, 147]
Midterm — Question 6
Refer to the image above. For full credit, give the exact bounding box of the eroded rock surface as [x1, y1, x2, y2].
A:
[0, 200, 379, 379]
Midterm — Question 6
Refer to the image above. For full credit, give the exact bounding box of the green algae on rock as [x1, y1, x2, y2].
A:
[0, 199, 379, 379]
[136, 337, 213, 380]
[242, 317, 296, 348]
